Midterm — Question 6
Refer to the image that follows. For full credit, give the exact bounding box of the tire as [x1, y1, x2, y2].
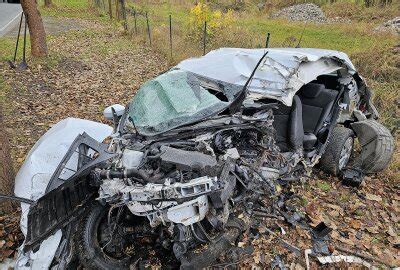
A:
[320, 127, 354, 176]
[351, 120, 394, 173]
[76, 203, 131, 270]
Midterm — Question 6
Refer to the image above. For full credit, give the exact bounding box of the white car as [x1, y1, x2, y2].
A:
[12, 48, 393, 269]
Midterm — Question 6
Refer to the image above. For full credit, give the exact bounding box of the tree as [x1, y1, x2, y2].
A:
[21, 0, 48, 57]
[0, 107, 15, 212]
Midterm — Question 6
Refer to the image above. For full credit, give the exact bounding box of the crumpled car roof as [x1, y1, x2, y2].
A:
[177, 48, 356, 106]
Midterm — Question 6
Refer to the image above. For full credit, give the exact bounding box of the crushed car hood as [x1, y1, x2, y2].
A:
[177, 48, 356, 106]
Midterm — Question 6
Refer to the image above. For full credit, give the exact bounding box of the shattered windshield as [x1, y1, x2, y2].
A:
[128, 70, 228, 136]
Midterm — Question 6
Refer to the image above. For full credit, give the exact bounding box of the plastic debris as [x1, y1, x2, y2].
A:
[317, 254, 376, 269]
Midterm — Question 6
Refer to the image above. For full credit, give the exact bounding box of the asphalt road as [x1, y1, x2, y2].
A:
[0, 3, 22, 37]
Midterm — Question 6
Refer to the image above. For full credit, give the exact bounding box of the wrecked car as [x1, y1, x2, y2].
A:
[12, 48, 394, 269]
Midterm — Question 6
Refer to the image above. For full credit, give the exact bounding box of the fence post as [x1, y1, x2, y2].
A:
[203, 21, 207, 56]
[13, 13, 24, 62]
[116, 0, 120, 20]
[146, 12, 152, 46]
[19, 13, 28, 70]
[108, 0, 112, 19]
[134, 10, 137, 34]
[265, 32, 270, 48]
[169, 14, 172, 59]
[121, 0, 128, 31]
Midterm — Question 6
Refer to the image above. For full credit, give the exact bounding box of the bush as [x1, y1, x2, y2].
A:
[188, 2, 234, 39]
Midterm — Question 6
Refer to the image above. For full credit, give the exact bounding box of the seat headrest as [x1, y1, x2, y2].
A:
[299, 83, 325, 98]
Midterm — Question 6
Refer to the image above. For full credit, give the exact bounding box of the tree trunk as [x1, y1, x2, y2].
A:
[44, 0, 52, 7]
[21, 0, 48, 57]
[0, 106, 15, 213]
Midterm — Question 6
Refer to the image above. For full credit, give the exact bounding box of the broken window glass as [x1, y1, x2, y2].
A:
[128, 70, 228, 136]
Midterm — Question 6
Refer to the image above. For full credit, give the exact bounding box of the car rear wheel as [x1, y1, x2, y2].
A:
[320, 127, 354, 176]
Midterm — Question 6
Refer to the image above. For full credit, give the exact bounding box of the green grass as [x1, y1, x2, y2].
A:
[238, 18, 396, 55]
[130, 1, 398, 56]
[0, 37, 31, 62]
[316, 181, 331, 192]
[38, 0, 107, 20]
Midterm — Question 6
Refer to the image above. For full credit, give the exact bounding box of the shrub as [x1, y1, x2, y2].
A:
[188, 2, 234, 39]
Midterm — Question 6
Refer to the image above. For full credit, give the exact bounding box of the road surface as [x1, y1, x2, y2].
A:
[0, 3, 22, 37]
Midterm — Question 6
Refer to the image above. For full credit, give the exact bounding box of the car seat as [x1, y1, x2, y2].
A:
[272, 95, 304, 152]
[298, 83, 338, 150]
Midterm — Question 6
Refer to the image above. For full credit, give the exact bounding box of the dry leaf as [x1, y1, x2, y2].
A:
[365, 193, 382, 202]
[349, 219, 361, 229]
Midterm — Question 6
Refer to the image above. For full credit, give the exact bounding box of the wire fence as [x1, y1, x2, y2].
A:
[91, 0, 396, 63]
[92, 0, 274, 63]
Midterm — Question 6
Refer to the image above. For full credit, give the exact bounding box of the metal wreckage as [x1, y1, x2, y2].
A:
[11, 48, 394, 269]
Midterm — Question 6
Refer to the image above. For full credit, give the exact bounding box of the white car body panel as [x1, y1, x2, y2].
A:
[177, 48, 356, 106]
[14, 118, 112, 270]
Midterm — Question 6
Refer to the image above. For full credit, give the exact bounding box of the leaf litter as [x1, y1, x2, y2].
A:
[0, 16, 398, 268]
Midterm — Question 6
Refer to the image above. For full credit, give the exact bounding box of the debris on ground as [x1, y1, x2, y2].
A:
[271, 3, 327, 23]
[340, 167, 364, 187]
[0, 209, 24, 262]
[317, 254, 374, 268]
[271, 255, 287, 270]
[374, 17, 400, 35]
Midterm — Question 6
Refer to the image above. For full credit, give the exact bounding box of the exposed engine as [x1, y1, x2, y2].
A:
[88, 111, 290, 268]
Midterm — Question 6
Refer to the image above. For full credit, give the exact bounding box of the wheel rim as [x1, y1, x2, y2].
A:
[339, 137, 353, 170]
[93, 208, 162, 263]
[95, 210, 130, 261]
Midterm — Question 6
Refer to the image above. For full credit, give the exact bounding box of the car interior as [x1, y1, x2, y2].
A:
[272, 74, 340, 154]
[197, 71, 342, 155]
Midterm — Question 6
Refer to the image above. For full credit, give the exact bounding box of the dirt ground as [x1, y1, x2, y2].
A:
[0, 16, 398, 269]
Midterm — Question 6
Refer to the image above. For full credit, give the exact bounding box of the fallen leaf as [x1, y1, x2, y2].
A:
[365, 193, 382, 202]
[387, 226, 396, 237]
[349, 219, 361, 229]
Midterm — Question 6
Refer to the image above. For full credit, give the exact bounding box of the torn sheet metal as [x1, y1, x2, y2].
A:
[177, 48, 356, 106]
[15, 231, 62, 270]
[14, 118, 112, 270]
